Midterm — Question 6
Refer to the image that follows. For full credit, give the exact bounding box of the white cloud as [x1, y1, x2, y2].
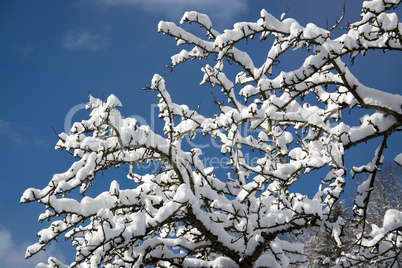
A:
[88, 0, 248, 27]
[0, 120, 52, 148]
[16, 44, 35, 58]
[0, 225, 67, 268]
[0, 120, 26, 145]
[33, 138, 51, 149]
[62, 28, 108, 51]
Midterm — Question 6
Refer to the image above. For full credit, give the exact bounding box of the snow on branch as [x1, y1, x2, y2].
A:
[22, 1, 401, 267]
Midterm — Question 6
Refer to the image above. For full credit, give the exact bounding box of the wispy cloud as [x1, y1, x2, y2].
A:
[0, 225, 67, 268]
[33, 138, 51, 148]
[62, 28, 108, 51]
[0, 120, 51, 148]
[0, 120, 26, 145]
[88, 0, 248, 27]
[16, 44, 34, 58]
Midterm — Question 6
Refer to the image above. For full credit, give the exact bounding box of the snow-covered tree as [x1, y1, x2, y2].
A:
[353, 162, 401, 226]
[21, 0, 402, 267]
[344, 161, 402, 267]
[294, 201, 354, 268]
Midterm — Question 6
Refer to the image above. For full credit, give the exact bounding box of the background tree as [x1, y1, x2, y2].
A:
[21, 0, 401, 267]
[342, 161, 402, 267]
[291, 201, 354, 267]
[354, 161, 401, 226]
[295, 162, 401, 267]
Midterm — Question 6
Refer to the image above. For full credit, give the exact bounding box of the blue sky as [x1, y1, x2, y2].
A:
[0, 0, 401, 266]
